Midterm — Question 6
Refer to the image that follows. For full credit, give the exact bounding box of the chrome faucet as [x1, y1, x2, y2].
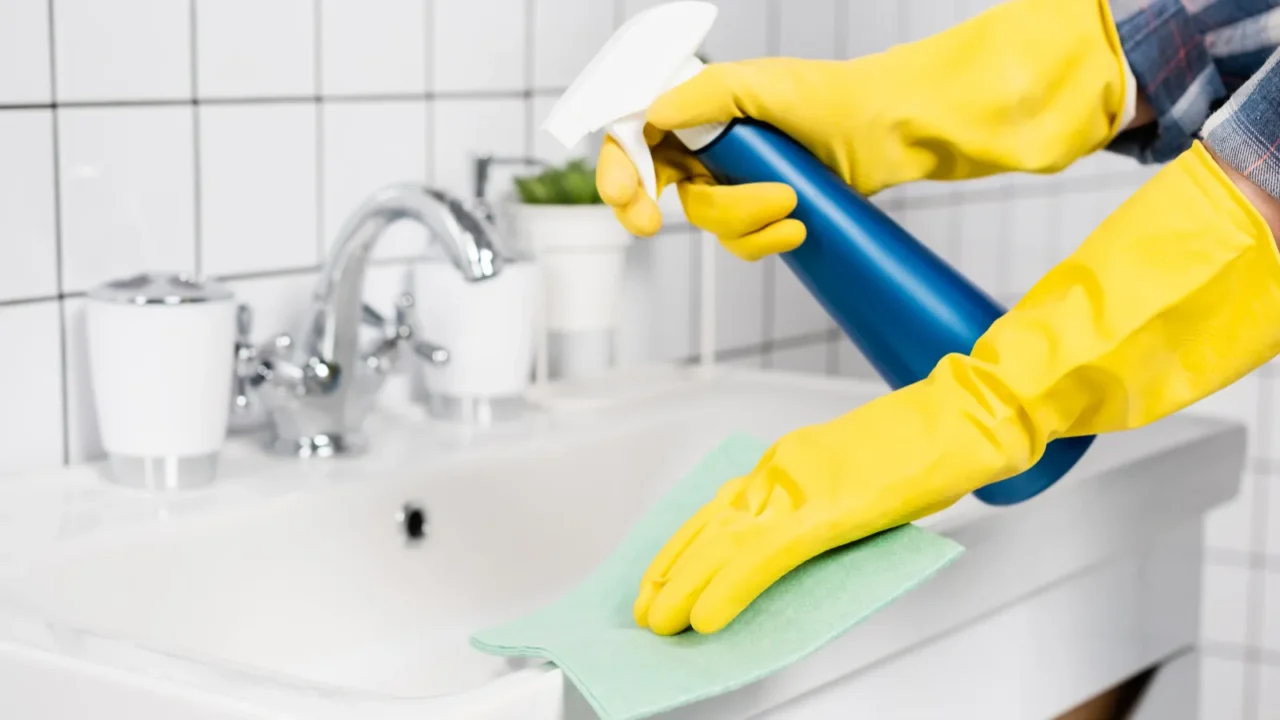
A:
[249, 184, 510, 457]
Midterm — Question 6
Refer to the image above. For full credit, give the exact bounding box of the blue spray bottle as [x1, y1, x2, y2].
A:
[543, 1, 1093, 505]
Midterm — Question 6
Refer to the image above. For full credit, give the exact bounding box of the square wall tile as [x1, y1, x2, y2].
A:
[617, 228, 695, 366]
[769, 342, 828, 375]
[533, 0, 614, 89]
[899, 205, 957, 265]
[1054, 191, 1114, 264]
[837, 336, 878, 380]
[0, 302, 64, 474]
[1185, 373, 1260, 440]
[1201, 656, 1246, 720]
[320, 0, 426, 96]
[713, 238, 765, 351]
[847, 0, 899, 56]
[1264, 377, 1280, 461]
[435, 0, 526, 92]
[61, 298, 101, 463]
[432, 98, 525, 201]
[321, 101, 428, 260]
[195, 0, 315, 99]
[621, 0, 667, 18]
[1201, 563, 1249, 646]
[532, 94, 598, 167]
[53, 0, 191, 102]
[199, 104, 318, 276]
[1206, 472, 1257, 555]
[223, 272, 319, 344]
[704, 0, 769, 60]
[1260, 663, 1280, 719]
[956, 0, 1003, 22]
[954, 200, 1006, 297]
[0, 110, 58, 301]
[1005, 195, 1058, 295]
[58, 106, 196, 293]
[769, 258, 831, 342]
[1262, 571, 1280, 652]
[0, 0, 52, 103]
[778, 0, 839, 59]
[901, 0, 956, 43]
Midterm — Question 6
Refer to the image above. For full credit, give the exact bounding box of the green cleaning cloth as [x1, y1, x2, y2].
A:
[470, 433, 964, 720]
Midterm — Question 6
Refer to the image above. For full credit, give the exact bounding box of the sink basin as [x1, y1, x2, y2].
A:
[0, 367, 1247, 719]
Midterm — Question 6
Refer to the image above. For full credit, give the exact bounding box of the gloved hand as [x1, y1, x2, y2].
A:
[597, 0, 1132, 261]
[635, 140, 1280, 636]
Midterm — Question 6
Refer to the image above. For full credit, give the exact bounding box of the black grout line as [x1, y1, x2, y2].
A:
[689, 227, 702, 358]
[1246, 376, 1275, 719]
[423, 0, 435, 189]
[523, 0, 537, 159]
[0, 294, 61, 308]
[189, 0, 203, 278]
[46, 0, 70, 467]
[0, 89, 552, 113]
[313, 0, 326, 262]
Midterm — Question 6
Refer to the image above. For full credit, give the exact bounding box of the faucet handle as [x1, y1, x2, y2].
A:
[229, 303, 269, 433]
[362, 293, 449, 374]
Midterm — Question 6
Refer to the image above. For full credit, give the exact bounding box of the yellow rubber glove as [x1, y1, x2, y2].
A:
[635, 141, 1280, 636]
[597, 0, 1131, 261]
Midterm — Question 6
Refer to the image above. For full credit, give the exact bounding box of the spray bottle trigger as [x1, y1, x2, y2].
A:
[607, 113, 659, 203]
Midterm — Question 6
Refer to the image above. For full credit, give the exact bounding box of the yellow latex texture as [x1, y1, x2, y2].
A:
[634, 142, 1280, 636]
[597, 0, 1130, 261]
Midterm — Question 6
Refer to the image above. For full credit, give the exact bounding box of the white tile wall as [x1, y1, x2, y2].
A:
[195, 0, 316, 99]
[433, 0, 527, 92]
[52, 0, 191, 102]
[0, 3, 1276, 712]
[319, 0, 427, 96]
[198, 104, 319, 276]
[0, 110, 58, 301]
[0, 302, 63, 475]
[320, 100, 428, 260]
[0, 0, 52, 104]
[57, 106, 197, 292]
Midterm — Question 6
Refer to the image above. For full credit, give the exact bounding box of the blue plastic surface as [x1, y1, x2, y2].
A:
[695, 119, 1093, 506]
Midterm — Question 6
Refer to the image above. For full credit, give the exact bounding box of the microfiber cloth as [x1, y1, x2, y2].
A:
[470, 433, 964, 720]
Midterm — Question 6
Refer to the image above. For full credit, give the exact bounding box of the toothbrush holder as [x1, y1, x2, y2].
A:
[85, 273, 238, 490]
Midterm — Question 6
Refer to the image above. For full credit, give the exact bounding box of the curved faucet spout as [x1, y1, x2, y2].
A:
[258, 183, 512, 456]
[312, 183, 508, 366]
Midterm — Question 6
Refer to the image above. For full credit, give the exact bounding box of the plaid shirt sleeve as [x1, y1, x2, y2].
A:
[1106, 0, 1280, 167]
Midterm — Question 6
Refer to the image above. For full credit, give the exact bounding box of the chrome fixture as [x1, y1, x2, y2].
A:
[472, 153, 549, 225]
[228, 304, 269, 434]
[243, 184, 510, 457]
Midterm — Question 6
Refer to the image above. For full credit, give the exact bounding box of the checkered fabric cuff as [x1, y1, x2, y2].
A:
[1203, 48, 1280, 201]
[1107, 0, 1228, 163]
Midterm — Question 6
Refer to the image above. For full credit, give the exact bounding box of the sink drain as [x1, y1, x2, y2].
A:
[398, 503, 428, 543]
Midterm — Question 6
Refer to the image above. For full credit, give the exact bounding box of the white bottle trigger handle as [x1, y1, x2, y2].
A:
[540, 1, 727, 203]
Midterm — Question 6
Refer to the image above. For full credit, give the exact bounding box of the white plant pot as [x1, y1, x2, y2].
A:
[509, 203, 634, 334]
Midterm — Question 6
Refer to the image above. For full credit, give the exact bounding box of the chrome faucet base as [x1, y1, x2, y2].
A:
[241, 183, 511, 459]
[267, 432, 366, 459]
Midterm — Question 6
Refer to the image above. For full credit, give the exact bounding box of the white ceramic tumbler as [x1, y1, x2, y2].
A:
[412, 260, 539, 423]
[86, 273, 238, 490]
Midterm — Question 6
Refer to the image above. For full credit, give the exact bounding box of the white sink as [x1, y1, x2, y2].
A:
[0, 367, 1248, 719]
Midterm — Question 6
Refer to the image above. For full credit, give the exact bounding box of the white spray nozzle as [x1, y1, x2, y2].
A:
[541, 1, 722, 201]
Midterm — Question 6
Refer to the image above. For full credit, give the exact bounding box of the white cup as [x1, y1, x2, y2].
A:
[86, 273, 237, 490]
[411, 261, 539, 422]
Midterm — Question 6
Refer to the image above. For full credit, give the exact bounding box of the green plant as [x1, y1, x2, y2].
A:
[514, 158, 602, 205]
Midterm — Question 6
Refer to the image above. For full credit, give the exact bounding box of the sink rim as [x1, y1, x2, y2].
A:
[0, 365, 1248, 718]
